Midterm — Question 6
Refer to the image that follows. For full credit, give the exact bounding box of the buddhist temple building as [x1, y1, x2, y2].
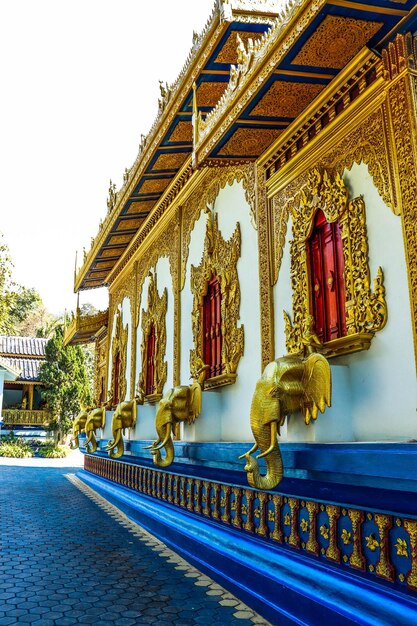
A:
[65, 0, 417, 622]
[0, 336, 49, 429]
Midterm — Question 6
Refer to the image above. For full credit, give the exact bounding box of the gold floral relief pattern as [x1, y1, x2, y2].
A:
[256, 164, 275, 368]
[109, 267, 137, 399]
[138, 272, 168, 397]
[382, 33, 417, 372]
[220, 128, 284, 158]
[189, 211, 244, 381]
[152, 152, 189, 171]
[109, 309, 128, 405]
[320, 108, 396, 214]
[251, 81, 325, 119]
[215, 31, 263, 65]
[181, 164, 256, 290]
[292, 16, 383, 70]
[134, 210, 181, 387]
[283, 168, 387, 354]
[168, 121, 193, 144]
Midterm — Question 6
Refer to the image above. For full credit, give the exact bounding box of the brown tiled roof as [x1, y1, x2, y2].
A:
[0, 336, 47, 357]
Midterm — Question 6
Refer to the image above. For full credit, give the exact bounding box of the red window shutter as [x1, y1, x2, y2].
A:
[307, 210, 346, 342]
[145, 324, 156, 396]
[203, 276, 223, 378]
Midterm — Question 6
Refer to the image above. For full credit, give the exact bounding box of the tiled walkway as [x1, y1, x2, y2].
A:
[0, 460, 271, 626]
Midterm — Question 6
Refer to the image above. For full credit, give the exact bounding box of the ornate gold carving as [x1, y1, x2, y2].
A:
[109, 309, 129, 406]
[196, 82, 228, 108]
[70, 408, 89, 450]
[190, 211, 244, 382]
[395, 538, 408, 558]
[305, 501, 319, 555]
[256, 165, 275, 368]
[404, 519, 417, 590]
[106, 399, 139, 459]
[146, 365, 207, 467]
[181, 164, 256, 290]
[169, 121, 193, 144]
[383, 33, 417, 372]
[140, 177, 173, 195]
[138, 272, 168, 398]
[325, 504, 341, 562]
[84, 407, 106, 454]
[341, 529, 352, 545]
[116, 218, 143, 232]
[292, 16, 383, 70]
[365, 533, 379, 551]
[241, 350, 331, 489]
[374, 513, 395, 582]
[320, 524, 329, 540]
[220, 128, 284, 157]
[284, 168, 387, 355]
[288, 498, 301, 548]
[251, 81, 325, 118]
[152, 152, 189, 171]
[215, 31, 263, 65]
[348, 509, 366, 571]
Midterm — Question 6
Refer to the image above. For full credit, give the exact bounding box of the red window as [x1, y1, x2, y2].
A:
[203, 276, 223, 378]
[113, 352, 120, 405]
[145, 323, 156, 396]
[307, 209, 346, 343]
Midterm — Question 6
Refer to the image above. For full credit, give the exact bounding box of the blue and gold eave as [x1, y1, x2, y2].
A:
[194, 0, 417, 166]
[74, 3, 281, 292]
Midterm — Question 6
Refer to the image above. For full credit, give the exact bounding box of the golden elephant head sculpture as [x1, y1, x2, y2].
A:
[240, 351, 331, 490]
[69, 407, 90, 450]
[145, 364, 208, 467]
[84, 407, 106, 454]
[106, 397, 141, 459]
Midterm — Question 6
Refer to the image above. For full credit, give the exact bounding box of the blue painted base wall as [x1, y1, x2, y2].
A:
[79, 441, 417, 626]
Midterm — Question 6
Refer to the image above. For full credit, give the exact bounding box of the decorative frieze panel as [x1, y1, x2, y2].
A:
[138, 272, 168, 402]
[85, 455, 417, 594]
[190, 211, 244, 389]
[109, 309, 128, 406]
[283, 168, 387, 357]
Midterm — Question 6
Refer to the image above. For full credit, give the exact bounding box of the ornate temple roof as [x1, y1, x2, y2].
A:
[0, 336, 47, 383]
[74, 0, 417, 292]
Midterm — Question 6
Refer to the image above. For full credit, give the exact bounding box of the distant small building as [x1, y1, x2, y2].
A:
[0, 336, 50, 429]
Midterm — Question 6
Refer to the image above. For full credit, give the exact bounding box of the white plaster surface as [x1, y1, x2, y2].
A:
[274, 162, 417, 443]
[181, 180, 261, 442]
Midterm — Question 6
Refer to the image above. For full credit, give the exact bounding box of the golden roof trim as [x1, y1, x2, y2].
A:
[193, 0, 328, 164]
[75, 1, 280, 292]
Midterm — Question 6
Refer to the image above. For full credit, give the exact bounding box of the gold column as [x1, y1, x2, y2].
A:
[383, 33, 417, 372]
[28, 385, 34, 411]
[256, 164, 275, 369]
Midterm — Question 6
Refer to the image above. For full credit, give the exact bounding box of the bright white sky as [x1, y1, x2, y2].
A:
[0, 0, 214, 315]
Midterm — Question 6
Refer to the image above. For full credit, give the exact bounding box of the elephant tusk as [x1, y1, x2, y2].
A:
[238, 442, 258, 460]
[257, 421, 278, 459]
[151, 424, 172, 452]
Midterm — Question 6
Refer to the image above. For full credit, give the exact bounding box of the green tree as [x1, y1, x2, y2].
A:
[9, 286, 42, 330]
[38, 326, 92, 443]
[0, 233, 16, 334]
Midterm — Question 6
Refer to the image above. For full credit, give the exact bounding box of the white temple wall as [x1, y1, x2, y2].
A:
[343, 162, 417, 441]
[181, 180, 260, 443]
[274, 162, 417, 444]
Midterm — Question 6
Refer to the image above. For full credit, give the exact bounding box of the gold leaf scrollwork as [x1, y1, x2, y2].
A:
[190, 212, 244, 387]
[138, 272, 168, 399]
[395, 538, 408, 557]
[110, 309, 128, 405]
[284, 168, 387, 356]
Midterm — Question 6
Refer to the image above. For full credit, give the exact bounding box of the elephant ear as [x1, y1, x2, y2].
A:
[189, 382, 203, 423]
[301, 353, 331, 425]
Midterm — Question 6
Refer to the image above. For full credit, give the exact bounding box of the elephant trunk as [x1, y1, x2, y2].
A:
[85, 431, 97, 454]
[69, 434, 79, 450]
[244, 441, 283, 490]
[152, 439, 174, 468]
[107, 429, 124, 459]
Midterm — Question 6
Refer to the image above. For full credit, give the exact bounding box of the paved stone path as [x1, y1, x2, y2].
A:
[0, 460, 272, 626]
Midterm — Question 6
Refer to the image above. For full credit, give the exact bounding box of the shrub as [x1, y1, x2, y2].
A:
[38, 444, 70, 458]
[0, 440, 33, 458]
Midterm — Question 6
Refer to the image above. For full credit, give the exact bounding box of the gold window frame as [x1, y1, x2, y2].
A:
[110, 309, 128, 406]
[138, 272, 168, 403]
[284, 168, 387, 357]
[190, 211, 244, 390]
